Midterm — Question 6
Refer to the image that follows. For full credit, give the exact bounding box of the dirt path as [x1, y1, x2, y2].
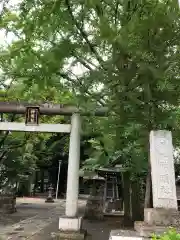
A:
[33, 216, 131, 240]
[0, 198, 87, 239]
[31, 219, 59, 240]
[0, 198, 131, 240]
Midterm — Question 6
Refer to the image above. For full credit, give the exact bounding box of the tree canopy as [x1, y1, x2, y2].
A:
[0, 0, 180, 189]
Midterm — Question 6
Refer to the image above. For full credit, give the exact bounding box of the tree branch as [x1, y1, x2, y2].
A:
[0, 114, 16, 148]
[72, 55, 93, 71]
[0, 133, 31, 165]
[0, 151, 7, 165]
[0, 0, 10, 18]
[65, 0, 105, 68]
[57, 71, 106, 106]
[47, 36, 95, 72]
[114, 0, 119, 25]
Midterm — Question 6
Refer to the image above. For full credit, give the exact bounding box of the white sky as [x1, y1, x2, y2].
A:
[0, 0, 21, 45]
[0, 30, 16, 46]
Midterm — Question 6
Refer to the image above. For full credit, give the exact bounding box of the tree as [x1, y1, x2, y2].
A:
[0, 0, 180, 219]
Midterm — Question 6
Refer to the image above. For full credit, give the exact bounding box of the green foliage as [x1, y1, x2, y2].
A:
[0, 0, 180, 182]
[0, 76, 75, 189]
[152, 228, 180, 240]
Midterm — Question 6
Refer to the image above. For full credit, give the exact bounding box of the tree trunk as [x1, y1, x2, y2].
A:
[40, 170, 44, 193]
[144, 138, 153, 209]
[131, 179, 143, 221]
[144, 166, 153, 208]
[33, 171, 38, 196]
[123, 171, 132, 226]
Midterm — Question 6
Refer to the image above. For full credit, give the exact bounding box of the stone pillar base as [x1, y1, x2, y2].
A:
[45, 197, 54, 203]
[52, 217, 86, 239]
[134, 208, 180, 237]
[144, 208, 179, 226]
[59, 216, 82, 231]
[134, 221, 180, 238]
[52, 230, 86, 240]
[109, 230, 145, 240]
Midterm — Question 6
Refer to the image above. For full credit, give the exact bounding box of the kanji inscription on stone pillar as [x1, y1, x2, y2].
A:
[150, 130, 177, 209]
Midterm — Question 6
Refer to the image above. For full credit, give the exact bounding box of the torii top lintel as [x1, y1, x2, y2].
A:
[0, 101, 108, 116]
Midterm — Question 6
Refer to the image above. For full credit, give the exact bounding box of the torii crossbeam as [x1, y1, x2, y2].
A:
[0, 101, 108, 116]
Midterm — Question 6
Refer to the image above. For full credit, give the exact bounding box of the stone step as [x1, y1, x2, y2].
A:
[109, 230, 148, 240]
[134, 221, 180, 238]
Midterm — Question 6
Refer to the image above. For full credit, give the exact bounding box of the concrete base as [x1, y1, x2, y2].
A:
[109, 230, 147, 240]
[134, 221, 180, 238]
[144, 208, 180, 226]
[52, 230, 86, 240]
[55, 217, 85, 239]
[59, 216, 82, 231]
[135, 208, 180, 237]
[45, 197, 54, 203]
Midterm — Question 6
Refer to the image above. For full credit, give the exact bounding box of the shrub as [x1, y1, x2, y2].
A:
[152, 228, 180, 240]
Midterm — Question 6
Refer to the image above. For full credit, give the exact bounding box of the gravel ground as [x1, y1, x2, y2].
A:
[0, 204, 39, 227]
[0, 198, 87, 239]
[0, 198, 132, 240]
[32, 216, 132, 240]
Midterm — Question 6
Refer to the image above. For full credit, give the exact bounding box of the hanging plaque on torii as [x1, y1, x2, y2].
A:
[25, 107, 40, 125]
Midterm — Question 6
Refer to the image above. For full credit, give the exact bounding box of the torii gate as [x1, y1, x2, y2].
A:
[0, 101, 107, 233]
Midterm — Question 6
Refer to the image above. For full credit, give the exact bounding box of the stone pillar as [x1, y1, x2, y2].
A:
[134, 130, 179, 238]
[65, 113, 81, 217]
[58, 114, 85, 239]
[149, 130, 177, 209]
[110, 131, 180, 240]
